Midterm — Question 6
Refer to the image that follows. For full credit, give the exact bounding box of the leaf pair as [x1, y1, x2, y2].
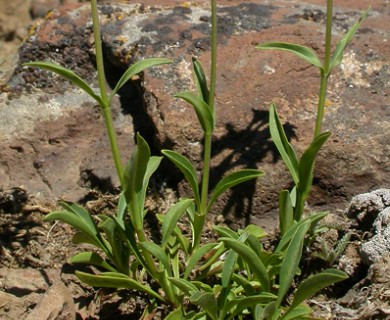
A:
[256, 8, 369, 74]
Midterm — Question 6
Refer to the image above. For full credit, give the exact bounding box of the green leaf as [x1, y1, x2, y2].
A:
[288, 269, 348, 313]
[72, 232, 102, 247]
[168, 277, 198, 296]
[279, 190, 294, 236]
[225, 294, 277, 320]
[190, 292, 218, 320]
[162, 150, 200, 208]
[282, 304, 313, 320]
[244, 224, 267, 239]
[213, 226, 239, 239]
[162, 199, 193, 247]
[269, 103, 299, 185]
[298, 132, 331, 200]
[221, 238, 270, 292]
[75, 271, 165, 302]
[256, 42, 323, 70]
[110, 58, 172, 102]
[276, 221, 310, 309]
[70, 252, 116, 272]
[23, 62, 104, 105]
[116, 192, 127, 224]
[193, 58, 209, 103]
[165, 307, 183, 320]
[207, 169, 263, 211]
[123, 133, 162, 231]
[329, 8, 370, 71]
[175, 91, 214, 134]
[139, 241, 170, 273]
[184, 243, 218, 279]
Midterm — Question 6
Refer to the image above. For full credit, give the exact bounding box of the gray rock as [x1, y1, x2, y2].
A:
[361, 207, 390, 264]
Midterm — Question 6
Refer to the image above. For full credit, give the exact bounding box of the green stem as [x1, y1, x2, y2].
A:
[314, 0, 333, 138]
[209, 0, 217, 113]
[90, 0, 124, 185]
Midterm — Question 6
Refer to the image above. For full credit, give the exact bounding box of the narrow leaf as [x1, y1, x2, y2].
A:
[298, 132, 331, 199]
[168, 277, 198, 296]
[184, 243, 218, 279]
[162, 198, 194, 247]
[225, 294, 277, 320]
[330, 9, 370, 71]
[139, 241, 170, 272]
[23, 62, 103, 105]
[288, 269, 348, 312]
[269, 103, 299, 185]
[207, 169, 263, 211]
[75, 271, 165, 302]
[70, 252, 116, 272]
[279, 190, 294, 236]
[192, 58, 209, 102]
[256, 42, 323, 70]
[175, 91, 214, 134]
[110, 58, 172, 101]
[221, 238, 270, 292]
[276, 221, 310, 308]
[282, 304, 313, 320]
[162, 150, 200, 207]
[190, 292, 218, 320]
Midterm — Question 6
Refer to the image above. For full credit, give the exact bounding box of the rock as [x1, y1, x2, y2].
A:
[1, 1, 389, 229]
[346, 189, 390, 229]
[360, 207, 390, 264]
[25, 280, 76, 320]
[1, 268, 60, 296]
[31, 0, 61, 19]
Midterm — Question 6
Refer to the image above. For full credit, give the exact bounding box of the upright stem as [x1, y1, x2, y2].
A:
[314, 0, 333, 138]
[193, 0, 217, 251]
[90, 0, 124, 185]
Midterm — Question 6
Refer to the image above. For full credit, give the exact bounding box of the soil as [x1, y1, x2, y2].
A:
[0, 1, 389, 319]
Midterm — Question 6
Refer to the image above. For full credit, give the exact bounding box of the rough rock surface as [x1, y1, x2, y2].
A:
[1, 0, 389, 230]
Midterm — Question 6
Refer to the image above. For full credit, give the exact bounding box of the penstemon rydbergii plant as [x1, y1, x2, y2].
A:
[23, 0, 366, 318]
[257, 0, 369, 235]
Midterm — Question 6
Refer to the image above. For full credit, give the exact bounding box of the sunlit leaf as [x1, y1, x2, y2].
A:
[23, 62, 104, 105]
[221, 238, 270, 292]
[276, 221, 310, 309]
[279, 190, 294, 236]
[269, 103, 299, 185]
[175, 91, 214, 134]
[193, 58, 209, 103]
[190, 291, 218, 320]
[257, 42, 323, 70]
[184, 243, 218, 279]
[70, 252, 116, 272]
[110, 58, 172, 102]
[287, 269, 348, 313]
[139, 241, 170, 272]
[208, 169, 263, 211]
[75, 271, 165, 302]
[330, 9, 370, 71]
[162, 150, 200, 207]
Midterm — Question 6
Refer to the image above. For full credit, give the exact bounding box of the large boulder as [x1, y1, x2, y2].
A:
[0, 1, 389, 229]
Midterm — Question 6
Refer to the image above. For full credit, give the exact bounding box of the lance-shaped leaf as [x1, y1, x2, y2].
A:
[168, 277, 198, 296]
[162, 150, 201, 207]
[298, 131, 331, 200]
[139, 241, 170, 273]
[257, 42, 323, 70]
[110, 58, 172, 103]
[184, 243, 219, 279]
[221, 238, 270, 292]
[329, 8, 370, 71]
[162, 198, 194, 248]
[286, 269, 348, 316]
[225, 294, 277, 320]
[276, 221, 310, 310]
[193, 58, 209, 103]
[279, 189, 294, 236]
[207, 169, 264, 212]
[70, 252, 116, 272]
[23, 62, 103, 105]
[269, 103, 299, 185]
[175, 91, 214, 134]
[190, 291, 218, 320]
[282, 304, 313, 320]
[75, 271, 165, 302]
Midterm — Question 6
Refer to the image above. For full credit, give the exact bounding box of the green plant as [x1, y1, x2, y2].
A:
[312, 232, 351, 267]
[24, 0, 262, 316]
[257, 1, 369, 235]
